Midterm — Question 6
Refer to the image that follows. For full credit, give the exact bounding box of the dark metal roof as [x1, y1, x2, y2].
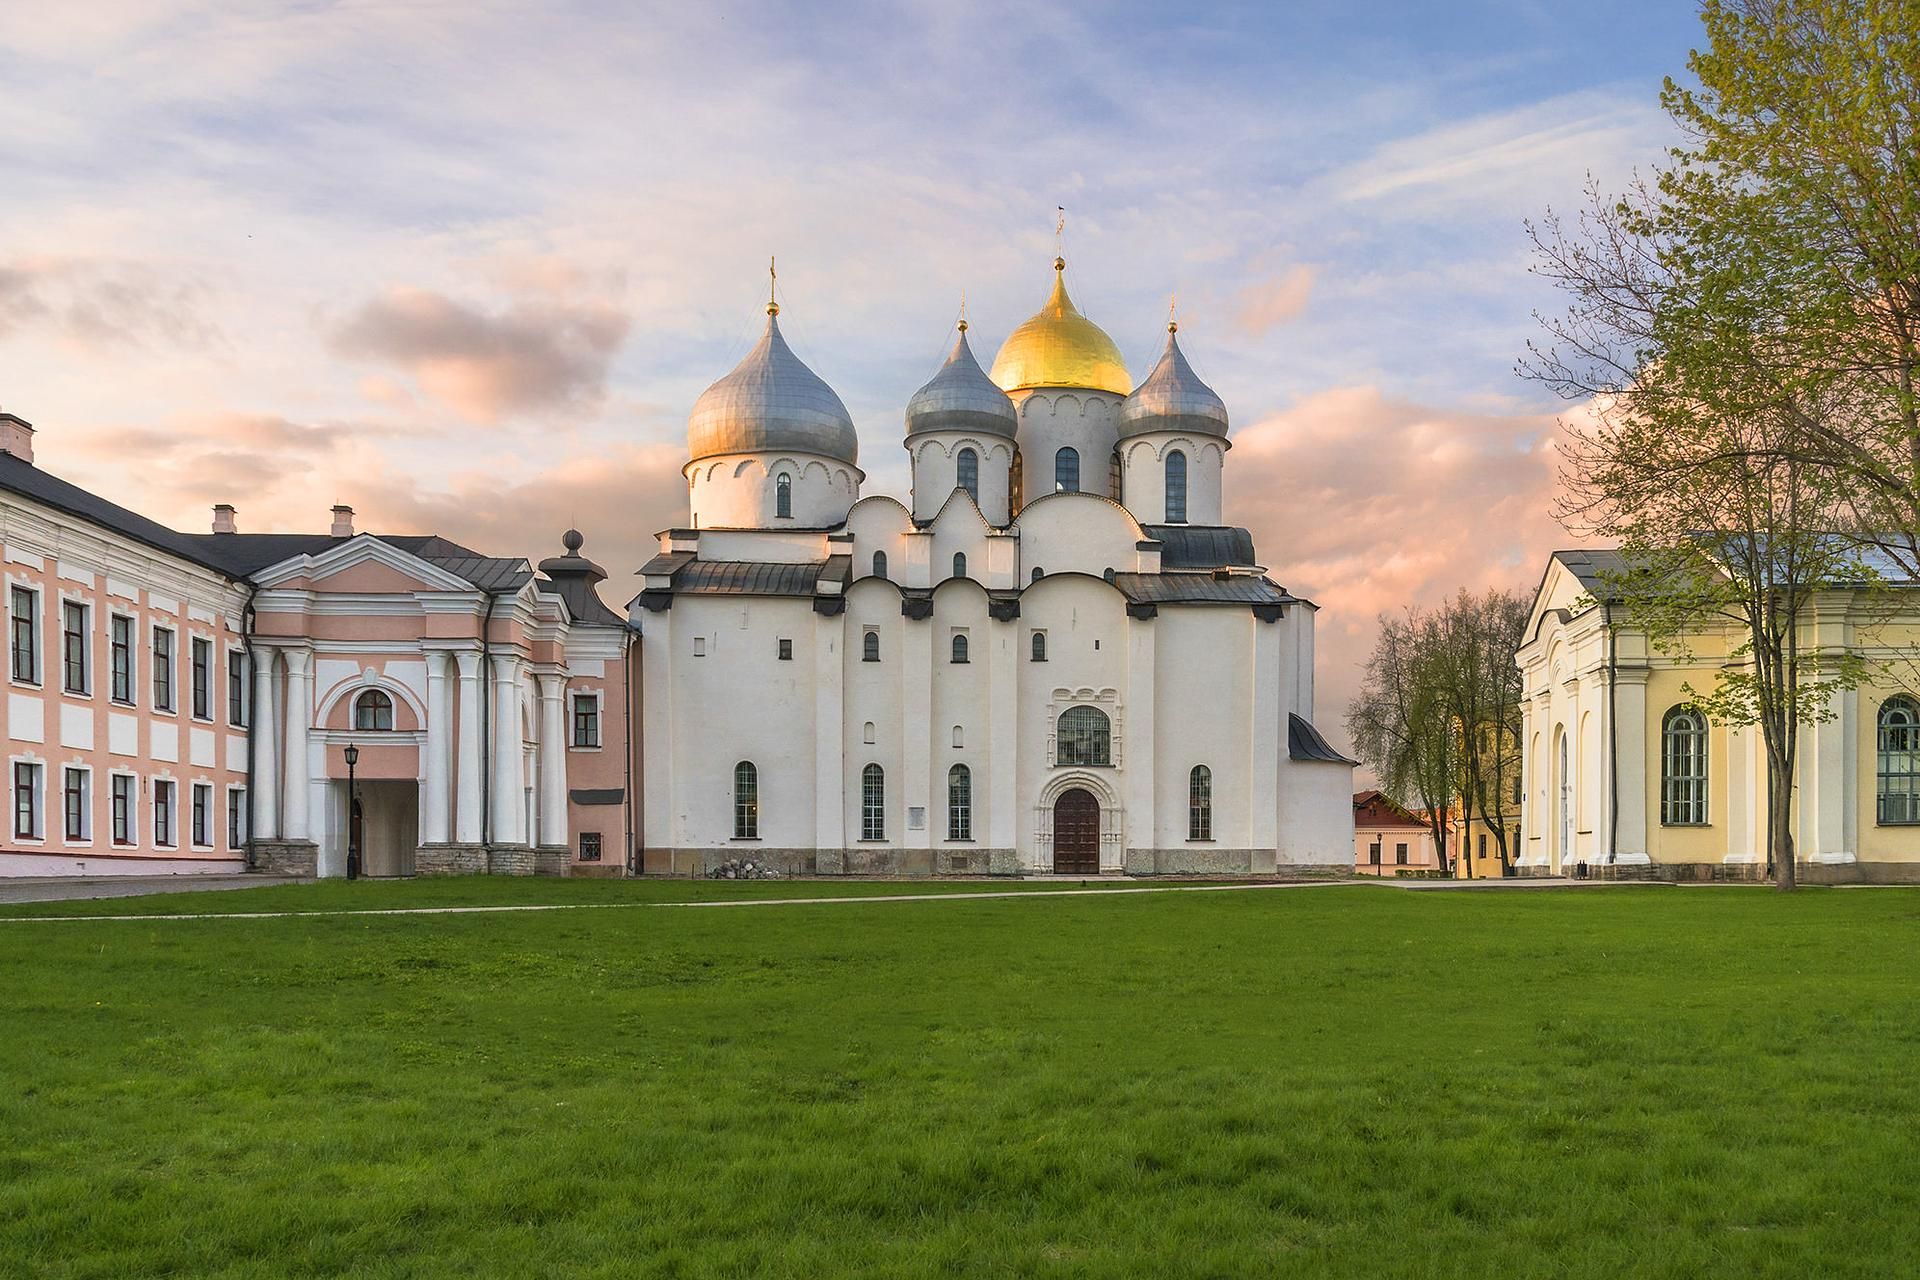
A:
[1552, 549, 1632, 596]
[1141, 524, 1259, 569]
[1110, 572, 1287, 605]
[569, 788, 625, 806]
[639, 550, 697, 577]
[0, 453, 240, 576]
[1289, 714, 1357, 765]
[670, 560, 828, 597]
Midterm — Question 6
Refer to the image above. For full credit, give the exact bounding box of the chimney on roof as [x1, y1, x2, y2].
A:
[211, 504, 238, 535]
[330, 505, 355, 538]
[0, 411, 35, 465]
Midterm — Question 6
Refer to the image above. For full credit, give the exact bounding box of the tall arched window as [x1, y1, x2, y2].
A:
[1031, 632, 1047, 662]
[1054, 447, 1080, 493]
[775, 473, 792, 519]
[1661, 706, 1708, 826]
[1878, 696, 1920, 824]
[863, 631, 880, 662]
[354, 689, 394, 731]
[871, 550, 888, 580]
[952, 552, 967, 580]
[1189, 765, 1212, 840]
[956, 448, 979, 500]
[948, 764, 972, 841]
[861, 763, 885, 840]
[951, 634, 969, 664]
[733, 761, 758, 839]
[1165, 450, 1188, 524]
[1056, 705, 1111, 766]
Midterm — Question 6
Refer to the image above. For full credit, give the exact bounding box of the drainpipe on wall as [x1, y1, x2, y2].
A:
[1607, 600, 1619, 863]
[623, 625, 639, 877]
[240, 582, 259, 869]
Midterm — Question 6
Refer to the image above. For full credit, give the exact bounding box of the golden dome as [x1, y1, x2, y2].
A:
[988, 258, 1132, 396]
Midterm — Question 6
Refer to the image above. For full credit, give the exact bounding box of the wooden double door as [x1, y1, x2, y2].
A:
[1051, 788, 1101, 874]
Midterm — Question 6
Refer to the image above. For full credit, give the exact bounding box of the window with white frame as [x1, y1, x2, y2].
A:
[111, 774, 135, 846]
[153, 779, 176, 848]
[733, 761, 758, 839]
[152, 626, 175, 712]
[1188, 765, 1212, 840]
[354, 689, 395, 731]
[227, 786, 247, 850]
[861, 763, 885, 840]
[1056, 706, 1112, 767]
[1877, 696, 1920, 825]
[10, 585, 39, 684]
[190, 637, 213, 720]
[947, 764, 971, 841]
[1660, 706, 1708, 826]
[110, 614, 135, 704]
[191, 782, 212, 847]
[63, 767, 89, 842]
[227, 650, 247, 726]
[572, 693, 602, 748]
[61, 600, 90, 695]
[13, 761, 42, 840]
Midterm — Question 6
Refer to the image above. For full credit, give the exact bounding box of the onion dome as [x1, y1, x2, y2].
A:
[906, 322, 1017, 438]
[988, 258, 1131, 396]
[1118, 323, 1228, 439]
[688, 303, 859, 465]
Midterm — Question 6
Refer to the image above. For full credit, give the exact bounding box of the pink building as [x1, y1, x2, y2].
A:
[1352, 789, 1440, 876]
[0, 411, 635, 879]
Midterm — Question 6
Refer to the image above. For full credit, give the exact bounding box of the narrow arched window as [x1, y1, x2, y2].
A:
[1031, 567, 1044, 583]
[733, 761, 758, 839]
[956, 448, 979, 500]
[354, 689, 394, 731]
[1165, 450, 1188, 524]
[862, 631, 880, 663]
[863, 721, 875, 745]
[1189, 765, 1212, 840]
[1054, 447, 1080, 493]
[1661, 706, 1708, 826]
[1031, 632, 1046, 662]
[775, 473, 792, 519]
[862, 763, 885, 841]
[951, 634, 969, 664]
[952, 552, 966, 580]
[1878, 696, 1920, 824]
[1056, 705, 1111, 767]
[872, 550, 888, 580]
[948, 764, 972, 841]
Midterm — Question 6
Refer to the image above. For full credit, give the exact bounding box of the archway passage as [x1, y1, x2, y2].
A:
[1052, 788, 1100, 874]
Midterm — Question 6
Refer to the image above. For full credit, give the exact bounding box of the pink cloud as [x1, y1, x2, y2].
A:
[1233, 264, 1316, 335]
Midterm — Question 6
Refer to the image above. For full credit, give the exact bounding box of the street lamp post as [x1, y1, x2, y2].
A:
[343, 743, 360, 881]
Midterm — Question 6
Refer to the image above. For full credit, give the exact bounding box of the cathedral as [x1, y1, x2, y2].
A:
[636, 257, 1354, 876]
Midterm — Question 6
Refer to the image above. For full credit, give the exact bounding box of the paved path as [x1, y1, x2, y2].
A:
[0, 873, 309, 905]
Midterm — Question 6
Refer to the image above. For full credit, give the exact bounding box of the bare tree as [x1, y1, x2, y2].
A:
[1347, 612, 1457, 873]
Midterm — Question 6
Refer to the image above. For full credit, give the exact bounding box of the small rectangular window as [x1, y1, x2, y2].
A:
[190, 637, 212, 720]
[1368, 842, 1381, 865]
[1395, 842, 1409, 865]
[693, 636, 706, 657]
[579, 831, 602, 862]
[11, 585, 38, 684]
[191, 782, 212, 847]
[63, 767, 88, 841]
[13, 761, 41, 839]
[61, 600, 89, 695]
[571, 693, 601, 748]
[111, 775, 135, 845]
[777, 638, 792, 661]
[227, 787, 247, 849]
[152, 626, 175, 712]
[227, 650, 247, 725]
[110, 615, 135, 704]
[154, 779, 176, 848]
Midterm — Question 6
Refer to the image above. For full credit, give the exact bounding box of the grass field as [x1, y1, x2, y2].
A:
[4, 879, 1918, 1278]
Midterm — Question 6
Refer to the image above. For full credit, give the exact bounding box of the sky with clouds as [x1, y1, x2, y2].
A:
[0, 0, 1705, 751]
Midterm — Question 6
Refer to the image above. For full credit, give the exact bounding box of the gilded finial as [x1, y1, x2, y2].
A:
[1055, 206, 1065, 261]
[957, 290, 968, 333]
[1168, 293, 1179, 334]
[767, 256, 779, 317]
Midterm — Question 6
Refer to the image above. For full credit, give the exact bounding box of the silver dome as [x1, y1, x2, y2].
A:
[1118, 328, 1228, 439]
[688, 311, 859, 465]
[905, 326, 1017, 438]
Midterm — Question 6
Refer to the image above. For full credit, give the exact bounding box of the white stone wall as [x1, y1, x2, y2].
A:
[908, 435, 1015, 527]
[686, 452, 861, 529]
[1010, 389, 1122, 505]
[1118, 435, 1226, 526]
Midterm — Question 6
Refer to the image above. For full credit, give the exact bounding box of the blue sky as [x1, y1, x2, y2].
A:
[0, 0, 1706, 731]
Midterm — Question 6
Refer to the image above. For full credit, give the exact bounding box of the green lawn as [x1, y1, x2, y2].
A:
[3, 880, 1917, 1278]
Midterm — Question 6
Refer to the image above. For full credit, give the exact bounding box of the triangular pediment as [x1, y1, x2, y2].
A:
[251, 535, 477, 594]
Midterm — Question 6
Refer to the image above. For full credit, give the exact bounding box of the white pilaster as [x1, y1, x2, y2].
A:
[812, 610, 842, 852]
[903, 617, 931, 850]
[454, 650, 483, 844]
[251, 648, 279, 840]
[1127, 612, 1158, 858]
[281, 647, 312, 843]
[491, 655, 524, 845]
[1612, 668, 1650, 863]
[423, 651, 453, 844]
[537, 672, 568, 848]
[987, 615, 1017, 855]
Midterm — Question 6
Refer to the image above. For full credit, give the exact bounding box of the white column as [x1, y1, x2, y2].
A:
[1613, 669, 1650, 863]
[537, 672, 568, 848]
[454, 650, 483, 844]
[1126, 611, 1159, 869]
[281, 647, 312, 843]
[491, 655, 523, 845]
[251, 648, 279, 840]
[423, 651, 453, 844]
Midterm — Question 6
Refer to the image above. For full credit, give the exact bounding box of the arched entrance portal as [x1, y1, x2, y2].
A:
[1052, 788, 1100, 874]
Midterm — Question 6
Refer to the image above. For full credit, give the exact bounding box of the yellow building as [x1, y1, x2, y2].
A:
[1517, 550, 1920, 882]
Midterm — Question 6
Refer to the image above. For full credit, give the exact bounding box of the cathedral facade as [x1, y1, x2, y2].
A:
[636, 259, 1354, 876]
